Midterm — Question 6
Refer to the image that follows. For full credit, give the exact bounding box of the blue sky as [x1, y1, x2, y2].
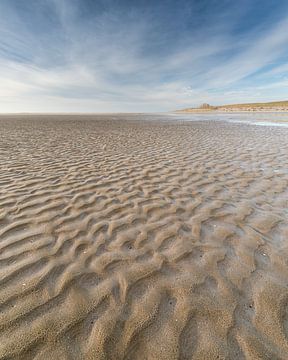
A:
[0, 0, 288, 112]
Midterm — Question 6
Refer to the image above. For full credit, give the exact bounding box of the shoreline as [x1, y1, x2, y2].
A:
[175, 109, 288, 114]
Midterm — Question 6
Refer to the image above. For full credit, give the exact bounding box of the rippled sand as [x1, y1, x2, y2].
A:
[0, 115, 288, 360]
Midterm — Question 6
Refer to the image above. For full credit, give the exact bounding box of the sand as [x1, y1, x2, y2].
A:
[0, 114, 288, 360]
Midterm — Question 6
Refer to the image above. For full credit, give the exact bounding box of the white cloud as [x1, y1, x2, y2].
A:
[0, 1, 287, 112]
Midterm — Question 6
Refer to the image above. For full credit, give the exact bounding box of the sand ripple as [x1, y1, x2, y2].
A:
[0, 115, 288, 359]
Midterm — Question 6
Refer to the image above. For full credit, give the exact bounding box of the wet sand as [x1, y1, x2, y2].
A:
[0, 114, 288, 359]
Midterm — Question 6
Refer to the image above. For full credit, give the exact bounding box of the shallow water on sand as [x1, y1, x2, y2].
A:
[166, 111, 288, 127]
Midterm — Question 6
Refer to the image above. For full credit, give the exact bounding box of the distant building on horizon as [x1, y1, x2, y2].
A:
[199, 103, 214, 109]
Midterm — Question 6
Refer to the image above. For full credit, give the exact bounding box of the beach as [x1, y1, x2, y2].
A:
[0, 114, 288, 359]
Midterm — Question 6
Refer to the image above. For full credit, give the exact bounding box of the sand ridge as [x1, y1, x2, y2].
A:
[0, 115, 288, 359]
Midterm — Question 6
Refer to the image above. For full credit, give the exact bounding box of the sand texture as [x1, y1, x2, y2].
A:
[0, 115, 288, 360]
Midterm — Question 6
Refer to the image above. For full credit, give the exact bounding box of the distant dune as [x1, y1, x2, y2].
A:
[177, 100, 288, 113]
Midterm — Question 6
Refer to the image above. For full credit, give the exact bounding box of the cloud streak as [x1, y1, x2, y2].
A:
[0, 0, 288, 112]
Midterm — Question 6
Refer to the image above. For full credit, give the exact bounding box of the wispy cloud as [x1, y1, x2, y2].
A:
[0, 0, 288, 112]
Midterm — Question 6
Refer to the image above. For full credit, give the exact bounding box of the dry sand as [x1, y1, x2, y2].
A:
[0, 114, 288, 360]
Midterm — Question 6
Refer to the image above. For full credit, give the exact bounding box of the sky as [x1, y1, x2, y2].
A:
[0, 0, 288, 113]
